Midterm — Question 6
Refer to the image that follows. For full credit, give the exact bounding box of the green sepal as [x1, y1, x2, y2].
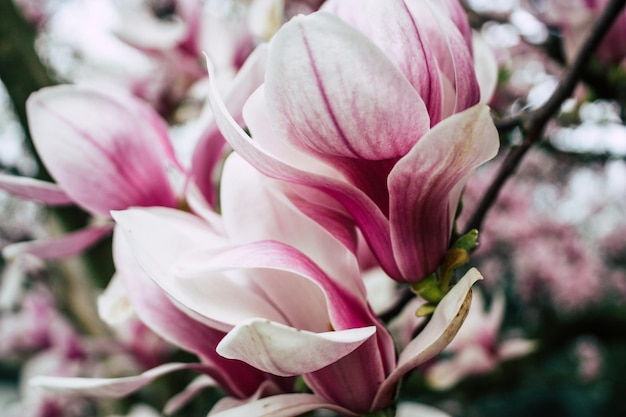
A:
[453, 229, 479, 251]
[411, 274, 445, 304]
[416, 303, 437, 317]
[294, 376, 309, 393]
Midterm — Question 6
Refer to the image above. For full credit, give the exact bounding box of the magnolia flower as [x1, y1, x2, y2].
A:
[208, 6, 499, 283]
[0, 85, 182, 260]
[109, 154, 481, 415]
[30, 153, 481, 416]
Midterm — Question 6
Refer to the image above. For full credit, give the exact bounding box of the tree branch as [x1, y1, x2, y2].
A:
[463, 0, 626, 234]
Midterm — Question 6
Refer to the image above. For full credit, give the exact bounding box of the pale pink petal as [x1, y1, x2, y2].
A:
[112, 208, 288, 332]
[184, 182, 227, 235]
[188, 127, 228, 208]
[29, 362, 208, 398]
[97, 274, 135, 325]
[498, 339, 537, 361]
[208, 380, 285, 415]
[426, 346, 493, 390]
[372, 268, 482, 410]
[266, 12, 429, 161]
[220, 153, 366, 300]
[388, 104, 499, 281]
[283, 185, 359, 254]
[207, 393, 358, 417]
[164, 375, 218, 414]
[2, 225, 113, 261]
[112, 228, 221, 354]
[174, 244, 351, 333]
[206, 54, 402, 279]
[175, 240, 398, 376]
[113, 229, 275, 398]
[406, 0, 479, 115]
[191, 45, 268, 206]
[27, 85, 179, 216]
[0, 173, 72, 205]
[243, 85, 339, 178]
[322, 0, 444, 123]
[241, 88, 359, 253]
[174, 240, 376, 332]
[217, 318, 375, 376]
[439, 0, 473, 49]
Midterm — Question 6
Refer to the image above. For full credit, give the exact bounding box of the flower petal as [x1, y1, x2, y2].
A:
[175, 240, 398, 379]
[266, 12, 429, 160]
[112, 208, 287, 332]
[217, 319, 375, 376]
[388, 103, 499, 281]
[190, 45, 268, 206]
[2, 225, 113, 261]
[220, 153, 366, 300]
[207, 393, 358, 417]
[406, 0, 480, 115]
[0, 173, 73, 205]
[29, 362, 208, 398]
[304, 336, 388, 414]
[27, 85, 179, 216]
[322, 0, 444, 123]
[112, 229, 275, 398]
[372, 268, 482, 410]
[174, 240, 376, 332]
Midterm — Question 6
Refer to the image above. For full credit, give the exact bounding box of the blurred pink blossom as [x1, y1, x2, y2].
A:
[426, 290, 535, 389]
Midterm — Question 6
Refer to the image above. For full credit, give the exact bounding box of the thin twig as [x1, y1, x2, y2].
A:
[463, 0, 626, 235]
[494, 116, 523, 132]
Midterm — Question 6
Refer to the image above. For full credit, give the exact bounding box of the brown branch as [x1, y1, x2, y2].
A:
[463, 0, 626, 235]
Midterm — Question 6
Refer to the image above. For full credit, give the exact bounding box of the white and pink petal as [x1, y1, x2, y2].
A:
[217, 318, 375, 376]
[265, 12, 430, 161]
[388, 104, 499, 281]
[0, 173, 72, 205]
[27, 85, 180, 216]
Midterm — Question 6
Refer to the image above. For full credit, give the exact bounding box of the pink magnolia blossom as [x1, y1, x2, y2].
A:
[0, 85, 182, 260]
[0, 285, 77, 359]
[207, 7, 500, 283]
[115, 155, 482, 415]
[29, 153, 481, 416]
